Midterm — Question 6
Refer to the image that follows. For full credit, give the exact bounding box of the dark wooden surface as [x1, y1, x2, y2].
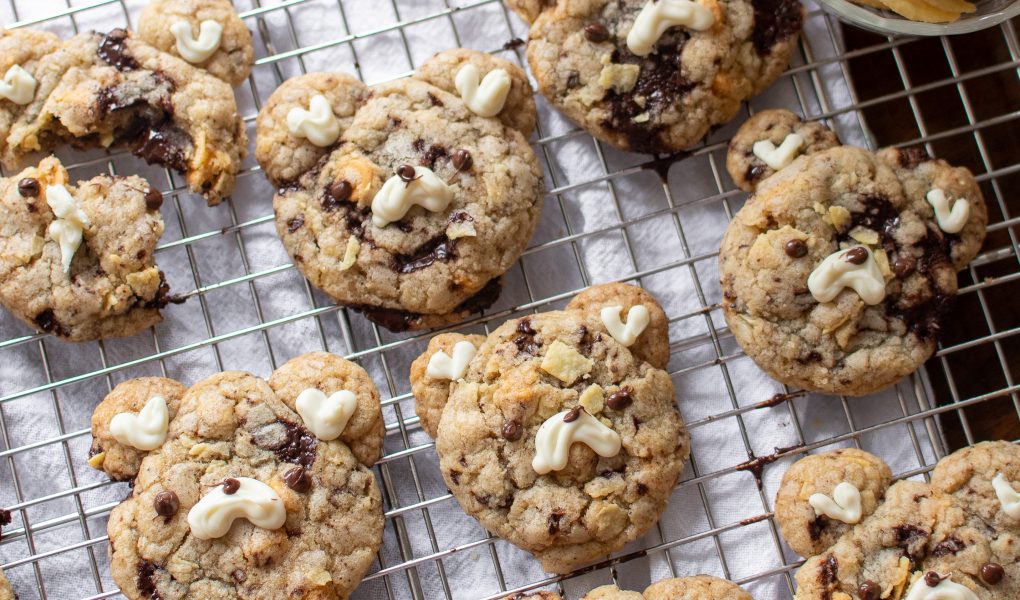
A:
[842, 21, 1020, 448]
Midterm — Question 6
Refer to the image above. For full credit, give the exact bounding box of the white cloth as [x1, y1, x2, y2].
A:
[0, 1, 936, 599]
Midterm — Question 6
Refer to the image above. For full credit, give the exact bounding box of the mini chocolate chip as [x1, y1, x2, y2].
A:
[397, 164, 417, 182]
[584, 23, 609, 43]
[329, 180, 353, 203]
[18, 178, 40, 198]
[153, 491, 179, 518]
[606, 386, 634, 410]
[563, 406, 584, 423]
[784, 239, 808, 258]
[221, 478, 240, 495]
[893, 256, 916, 278]
[144, 188, 163, 211]
[286, 214, 305, 233]
[924, 571, 942, 587]
[857, 580, 881, 600]
[452, 149, 472, 172]
[980, 562, 1005, 585]
[283, 466, 310, 493]
[843, 247, 869, 265]
[501, 419, 523, 441]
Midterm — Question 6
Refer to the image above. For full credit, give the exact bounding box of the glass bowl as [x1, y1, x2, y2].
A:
[815, 0, 1020, 35]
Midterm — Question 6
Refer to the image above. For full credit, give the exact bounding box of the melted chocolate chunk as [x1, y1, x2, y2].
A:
[352, 306, 420, 332]
[286, 214, 305, 233]
[137, 560, 160, 598]
[137, 271, 172, 311]
[563, 406, 583, 423]
[501, 419, 523, 441]
[785, 239, 808, 258]
[144, 188, 163, 211]
[99, 29, 139, 71]
[843, 247, 869, 265]
[393, 235, 456, 274]
[547, 510, 564, 534]
[454, 277, 501, 315]
[0, 508, 11, 536]
[932, 536, 965, 557]
[512, 318, 540, 355]
[18, 177, 40, 198]
[746, 162, 768, 184]
[807, 515, 828, 540]
[427, 92, 444, 107]
[584, 23, 610, 43]
[858, 580, 881, 600]
[97, 73, 176, 119]
[266, 421, 318, 468]
[897, 147, 931, 169]
[894, 524, 928, 557]
[820, 553, 838, 586]
[153, 491, 179, 518]
[134, 123, 191, 173]
[751, 0, 804, 55]
[980, 562, 1005, 585]
[412, 139, 448, 170]
[283, 466, 311, 493]
[451, 149, 472, 172]
[34, 309, 70, 337]
[606, 386, 633, 410]
[636, 483, 648, 495]
[221, 478, 241, 495]
[566, 71, 581, 89]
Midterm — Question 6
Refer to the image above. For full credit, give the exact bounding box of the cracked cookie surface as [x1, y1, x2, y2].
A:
[410, 283, 686, 573]
[257, 49, 543, 331]
[522, 0, 803, 153]
[90, 353, 384, 600]
[0, 157, 169, 341]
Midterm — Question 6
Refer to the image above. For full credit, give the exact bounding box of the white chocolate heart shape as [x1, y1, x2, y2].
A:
[454, 64, 511, 118]
[286, 94, 342, 148]
[532, 409, 622, 475]
[992, 472, 1020, 519]
[45, 184, 90, 274]
[187, 477, 286, 540]
[426, 340, 477, 381]
[0, 65, 37, 105]
[903, 576, 979, 600]
[752, 133, 805, 170]
[600, 304, 650, 347]
[109, 395, 169, 451]
[626, 0, 715, 57]
[295, 387, 358, 441]
[807, 246, 887, 305]
[169, 20, 224, 64]
[370, 166, 453, 227]
[926, 188, 969, 235]
[808, 481, 863, 524]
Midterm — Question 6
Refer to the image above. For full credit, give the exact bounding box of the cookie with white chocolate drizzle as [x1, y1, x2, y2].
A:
[409, 283, 688, 573]
[256, 49, 542, 331]
[719, 109, 987, 396]
[89, 352, 384, 599]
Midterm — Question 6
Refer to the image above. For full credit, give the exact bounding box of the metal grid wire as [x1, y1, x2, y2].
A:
[0, 0, 1019, 598]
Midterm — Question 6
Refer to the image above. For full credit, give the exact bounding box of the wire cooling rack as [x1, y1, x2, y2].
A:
[1, 0, 1019, 599]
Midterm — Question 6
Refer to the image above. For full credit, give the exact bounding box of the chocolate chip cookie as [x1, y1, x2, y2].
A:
[775, 448, 893, 557]
[0, 568, 11, 600]
[0, 27, 246, 205]
[507, 576, 751, 599]
[0, 157, 170, 342]
[257, 49, 543, 331]
[726, 109, 841, 192]
[520, 0, 804, 153]
[90, 353, 385, 599]
[410, 283, 688, 573]
[720, 111, 987, 396]
[789, 441, 1020, 600]
[137, 0, 254, 87]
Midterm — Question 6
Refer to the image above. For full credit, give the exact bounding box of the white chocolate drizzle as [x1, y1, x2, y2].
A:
[454, 64, 511, 118]
[626, 0, 715, 57]
[286, 94, 341, 147]
[370, 166, 453, 227]
[426, 340, 476, 381]
[45, 184, 90, 274]
[992, 472, 1020, 519]
[752, 133, 805, 170]
[295, 388, 357, 441]
[0, 65, 37, 105]
[600, 305, 650, 347]
[926, 189, 969, 234]
[187, 477, 286, 540]
[903, 576, 979, 600]
[807, 246, 886, 305]
[808, 481, 863, 524]
[532, 409, 622, 475]
[109, 395, 169, 451]
[169, 20, 224, 64]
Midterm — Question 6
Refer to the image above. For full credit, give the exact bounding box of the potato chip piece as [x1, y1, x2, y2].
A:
[876, 0, 960, 22]
[918, 0, 975, 14]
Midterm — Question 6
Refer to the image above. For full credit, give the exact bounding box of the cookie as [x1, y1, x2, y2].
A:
[788, 442, 1020, 600]
[0, 27, 246, 205]
[521, 0, 804, 153]
[0, 157, 170, 342]
[0, 568, 11, 600]
[136, 0, 254, 87]
[90, 353, 384, 599]
[256, 49, 543, 331]
[410, 283, 690, 573]
[720, 112, 987, 396]
[775, 448, 893, 557]
[410, 332, 488, 438]
[584, 576, 752, 599]
[725, 109, 841, 192]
